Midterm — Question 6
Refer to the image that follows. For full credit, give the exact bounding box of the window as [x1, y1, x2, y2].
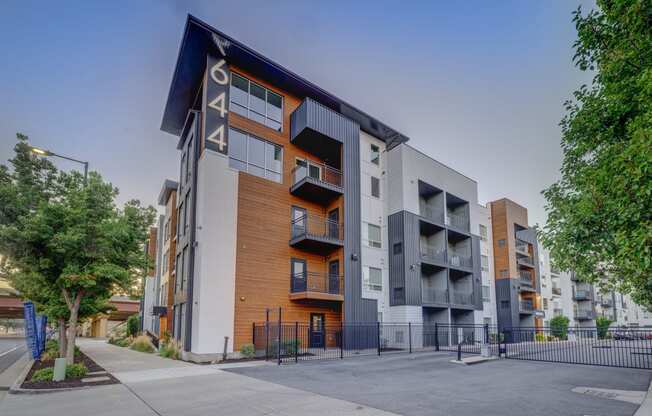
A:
[482, 285, 490, 302]
[367, 224, 382, 248]
[365, 267, 382, 291]
[500, 269, 509, 278]
[162, 252, 168, 274]
[543, 298, 549, 310]
[483, 317, 492, 326]
[228, 128, 283, 183]
[498, 239, 506, 247]
[479, 224, 488, 241]
[184, 193, 190, 234]
[370, 176, 380, 198]
[481, 255, 489, 271]
[393, 242, 402, 255]
[186, 137, 193, 183]
[177, 203, 185, 237]
[179, 153, 186, 187]
[181, 247, 188, 291]
[393, 287, 405, 303]
[500, 300, 510, 309]
[175, 253, 182, 292]
[370, 144, 380, 165]
[230, 73, 283, 131]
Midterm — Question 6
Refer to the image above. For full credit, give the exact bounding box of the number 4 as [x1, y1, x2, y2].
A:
[207, 125, 227, 153]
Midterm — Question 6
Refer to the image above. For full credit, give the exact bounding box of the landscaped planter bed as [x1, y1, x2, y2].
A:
[21, 351, 119, 390]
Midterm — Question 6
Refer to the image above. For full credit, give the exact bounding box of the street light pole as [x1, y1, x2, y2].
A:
[29, 146, 89, 184]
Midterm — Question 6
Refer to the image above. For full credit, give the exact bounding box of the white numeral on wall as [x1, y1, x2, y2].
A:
[210, 59, 229, 85]
[207, 125, 227, 152]
[208, 92, 228, 118]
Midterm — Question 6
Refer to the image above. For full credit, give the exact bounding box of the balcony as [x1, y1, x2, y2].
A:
[421, 206, 445, 224]
[290, 159, 343, 204]
[553, 308, 564, 317]
[519, 299, 536, 314]
[451, 290, 474, 307]
[575, 310, 595, 321]
[515, 239, 529, 255]
[552, 286, 562, 296]
[445, 212, 470, 233]
[290, 272, 343, 302]
[519, 273, 536, 292]
[573, 290, 592, 301]
[422, 288, 448, 305]
[517, 255, 535, 268]
[600, 297, 613, 307]
[420, 244, 446, 266]
[448, 251, 473, 271]
[290, 213, 343, 253]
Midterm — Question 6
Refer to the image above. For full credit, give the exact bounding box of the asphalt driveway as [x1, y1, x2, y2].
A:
[226, 351, 652, 416]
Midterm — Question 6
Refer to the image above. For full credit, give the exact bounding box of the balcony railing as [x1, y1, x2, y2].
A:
[422, 288, 448, 304]
[291, 213, 343, 243]
[575, 310, 595, 320]
[552, 287, 562, 296]
[515, 239, 529, 254]
[520, 300, 535, 312]
[445, 212, 469, 232]
[292, 159, 342, 188]
[448, 251, 472, 269]
[519, 275, 533, 287]
[291, 272, 343, 296]
[573, 290, 592, 301]
[553, 308, 564, 317]
[421, 205, 445, 224]
[420, 245, 446, 264]
[601, 297, 613, 307]
[517, 255, 535, 267]
[451, 290, 474, 306]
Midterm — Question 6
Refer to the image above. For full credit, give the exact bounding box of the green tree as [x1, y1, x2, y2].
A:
[550, 316, 570, 340]
[541, 1, 652, 308]
[0, 135, 155, 363]
[595, 316, 613, 339]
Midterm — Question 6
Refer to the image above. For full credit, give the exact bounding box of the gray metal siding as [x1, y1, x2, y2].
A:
[388, 212, 405, 306]
[403, 212, 422, 306]
[471, 235, 482, 309]
[292, 98, 359, 145]
[495, 279, 514, 331]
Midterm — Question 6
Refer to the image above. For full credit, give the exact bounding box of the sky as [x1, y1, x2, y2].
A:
[0, 1, 594, 227]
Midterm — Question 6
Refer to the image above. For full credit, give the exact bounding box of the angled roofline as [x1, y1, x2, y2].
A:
[158, 179, 179, 206]
[160, 14, 409, 147]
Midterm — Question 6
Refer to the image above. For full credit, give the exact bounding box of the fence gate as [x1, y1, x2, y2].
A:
[501, 326, 652, 370]
[253, 322, 500, 364]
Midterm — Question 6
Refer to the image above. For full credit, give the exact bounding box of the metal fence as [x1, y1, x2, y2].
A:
[501, 326, 652, 369]
[253, 322, 497, 364]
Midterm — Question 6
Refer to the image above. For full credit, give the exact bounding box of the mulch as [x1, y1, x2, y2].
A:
[21, 350, 119, 390]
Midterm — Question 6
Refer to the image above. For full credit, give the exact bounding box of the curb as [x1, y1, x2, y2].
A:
[634, 377, 652, 416]
[6, 354, 33, 394]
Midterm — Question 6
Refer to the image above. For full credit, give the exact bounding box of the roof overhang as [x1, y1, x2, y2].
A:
[160, 15, 409, 148]
[157, 179, 179, 206]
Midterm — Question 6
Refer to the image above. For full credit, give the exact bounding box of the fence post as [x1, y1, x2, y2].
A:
[265, 309, 270, 361]
[340, 321, 344, 359]
[435, 322, 439, 352]
[295, 321, 298, 363]
[252, 322, 256, 347]
[484, 323, 489, 344]
[457, 342, 462, 361]
[377, 321, 381, 356]
[277, 307, 282, 365]
[408, 322, 412, 354]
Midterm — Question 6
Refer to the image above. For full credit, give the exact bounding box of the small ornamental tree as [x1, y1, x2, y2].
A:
[550, 315, 570, 340]
[596, 316, 613, 339]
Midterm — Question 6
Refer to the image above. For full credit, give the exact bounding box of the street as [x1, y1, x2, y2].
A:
[0, 338, 25, 375]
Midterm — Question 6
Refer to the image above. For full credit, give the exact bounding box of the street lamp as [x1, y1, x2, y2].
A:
[29, 145, 89, 184]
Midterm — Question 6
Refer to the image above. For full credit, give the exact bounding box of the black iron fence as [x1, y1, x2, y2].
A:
[501, 326, 652, 369]
[253, 322, 497, 364]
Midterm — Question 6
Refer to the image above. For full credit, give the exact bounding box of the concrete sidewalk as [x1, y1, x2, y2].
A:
[0, 338, 396, 416]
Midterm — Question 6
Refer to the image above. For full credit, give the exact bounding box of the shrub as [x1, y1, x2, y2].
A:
[283, 340, 300, 356]
[30, 363, 87, 382]
[126, 314, 140, 337]
[535, 333, 547, 342]
[43, 339, 80, 359]
[596, 316, 613, 339]
[108, 336, 130, 347]
[159, 340, 180, 360]
[550, 316, 570, 340]
[240, 343, 255, 359]
[130, 335, 155, 353]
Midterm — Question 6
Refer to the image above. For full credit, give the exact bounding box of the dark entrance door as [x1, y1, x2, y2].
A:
[309, 313, 325, 348]
[291, 259, 307, 293]
[328, 260, 340, 295]
[327, 209, 339, 240]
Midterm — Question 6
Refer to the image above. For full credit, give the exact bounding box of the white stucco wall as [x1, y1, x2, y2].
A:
[474, 203, 496, 327]
[192, 149, 238, 354]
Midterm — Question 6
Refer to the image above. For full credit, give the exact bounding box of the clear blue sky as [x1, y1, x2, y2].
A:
[0, 1, 593, 227]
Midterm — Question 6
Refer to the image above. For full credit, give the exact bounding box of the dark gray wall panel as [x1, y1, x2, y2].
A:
[403, 212, 421, 306]
[471, 236, 482, 310]
[388, 212, 406, 306]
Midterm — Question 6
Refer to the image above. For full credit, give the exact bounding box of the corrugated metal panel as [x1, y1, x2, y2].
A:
[471, 236, 482, 309]
[495, 279, 514, 330]
[403, 212, 421, 306]
[304, 98, 356, 144]
[388, 212, 405, 306]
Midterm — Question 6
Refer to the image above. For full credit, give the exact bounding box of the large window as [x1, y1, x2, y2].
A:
[481, 255, 489, 271]
[230, 73, 283, 131]
[370, 144, 380, 165]
[365, 267, 382, 291]
[479, 224, 488, 241]
[367, 223, 382, 248]
[371, 176, 380, 198]
[482, 285, 490, 302]
[228, 128, 283, 183]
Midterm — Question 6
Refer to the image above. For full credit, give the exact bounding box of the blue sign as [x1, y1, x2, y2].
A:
[23, 301, 47, 360]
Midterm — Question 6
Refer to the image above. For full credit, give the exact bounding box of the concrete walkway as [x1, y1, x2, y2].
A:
[0, 338, 397, 416]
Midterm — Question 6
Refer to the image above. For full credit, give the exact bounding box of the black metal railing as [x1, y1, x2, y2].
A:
[573, 289, 592, 301]
[253, 322, 497, 364]
[291, 213, 343, 242]
[574, 309, 595, 320]
[448, 251, 472, 269]
[515, 239, 529, 253]
[501, 326, 652, 369]
[451, 290, 474, 306]
[291, 159, 342, 188]
[290, 272, 343, 296]
[420, 245, 446, 264]
[517, 255, 535, 267]
[552, 286, 562, 296]
[422, 288, 448, 304]
[520, 300, 535, 312]
[519, 272, 533, 287]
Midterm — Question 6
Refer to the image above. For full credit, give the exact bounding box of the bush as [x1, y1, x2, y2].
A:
[535, 333, 547, 342]
[159, 340, 180, 360]
[283, 340, 300, 356]
[130, 335, 155, 353]
[596, 316, 613, 339]
[108, 336, 130, 347]
[126, 314, 140, 337]
[550, 316, 570, 340]
[240, 343, 255, 359]
[30, 363, 87, 382]
[43, 339, 80, 359]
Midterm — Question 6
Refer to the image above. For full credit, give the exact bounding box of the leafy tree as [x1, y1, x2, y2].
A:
[550, 316, 570, 340]
[595, 316, 613, 339]
[0, 134, 155, 363]
[541, 1, 652, 308]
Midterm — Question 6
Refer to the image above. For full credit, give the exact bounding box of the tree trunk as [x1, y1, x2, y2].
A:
[58, 318, 67, 358]
[62, 288, 83, 365]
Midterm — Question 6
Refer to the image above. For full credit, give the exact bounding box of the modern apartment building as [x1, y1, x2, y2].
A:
[385, 145, 484, 327]
[488, 198, 543, 331]
[475, 203, 497, 327]
[141, 226, 158, 334]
